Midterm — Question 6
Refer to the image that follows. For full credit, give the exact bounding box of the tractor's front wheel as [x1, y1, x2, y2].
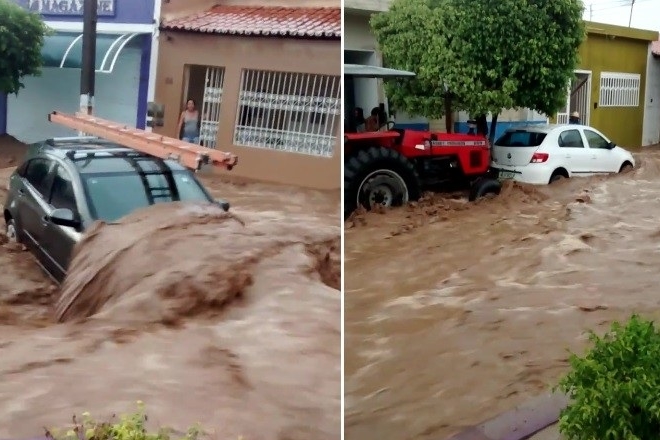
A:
[344, 146, 421, 219]
[468, 177, 502, 202]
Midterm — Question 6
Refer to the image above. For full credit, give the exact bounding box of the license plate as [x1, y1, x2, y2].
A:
[498, 171, 516, 180]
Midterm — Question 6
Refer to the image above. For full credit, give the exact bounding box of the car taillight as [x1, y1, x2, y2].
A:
[530, 152, 549, 163]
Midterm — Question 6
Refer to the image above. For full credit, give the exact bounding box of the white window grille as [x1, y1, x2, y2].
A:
[598, 72, 640, 107]
[199, 66, 226, 149]
[233, 69, 341, 157]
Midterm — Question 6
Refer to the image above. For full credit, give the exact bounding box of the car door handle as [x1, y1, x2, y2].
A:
[41, 216, 49, 224]
[591, 155, 597, 159]
[565, 154, 572, 158]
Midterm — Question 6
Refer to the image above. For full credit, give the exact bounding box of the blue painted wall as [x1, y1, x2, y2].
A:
[11, 0, 155, 24]
[393, 122, 430, 131]
[0, 94, 6, 135]
[454, 120, 547, 140]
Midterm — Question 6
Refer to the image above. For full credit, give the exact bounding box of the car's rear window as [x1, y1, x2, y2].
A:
[82, 170, 212, 222]
[495, 130, 547, 147]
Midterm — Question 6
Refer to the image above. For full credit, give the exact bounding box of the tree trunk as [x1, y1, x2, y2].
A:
[488, 113, 499, 145]
[444, 93, 453, 133]
[476, 114, 488, 136]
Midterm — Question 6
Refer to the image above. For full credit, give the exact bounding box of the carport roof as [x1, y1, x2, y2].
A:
[41, 32, 148, 73]
[160, 5, 341, 39]
[344, 64, 416, 78]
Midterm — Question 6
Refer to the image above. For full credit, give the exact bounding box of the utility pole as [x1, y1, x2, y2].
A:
[589, 3, 593, 20]
[628, 0, 635, 27]
[80, 0, 97, 117]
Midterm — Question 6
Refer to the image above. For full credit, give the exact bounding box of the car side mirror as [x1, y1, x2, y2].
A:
[48, 208, 81, 229]
[216, 199, 230, 212]
[607, 141, 616, 149]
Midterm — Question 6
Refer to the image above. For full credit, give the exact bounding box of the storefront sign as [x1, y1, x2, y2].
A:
[18, 0, 116, 17]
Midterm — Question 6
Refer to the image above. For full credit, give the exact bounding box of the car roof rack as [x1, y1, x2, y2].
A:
[48, 111, 238, 172]
[47, 135, 100, 144]
[63, 149, 143, 161]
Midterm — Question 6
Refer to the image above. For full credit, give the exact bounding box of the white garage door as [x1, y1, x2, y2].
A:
[7, 45, 142, 144]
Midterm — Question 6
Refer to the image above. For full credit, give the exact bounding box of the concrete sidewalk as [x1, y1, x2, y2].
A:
[527, 423, 561, 440]
[446, 393, 568, 440]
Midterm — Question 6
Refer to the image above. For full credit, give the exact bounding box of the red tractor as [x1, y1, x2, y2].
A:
[344, 128, 502, 218]
[344, 65, 502, 219]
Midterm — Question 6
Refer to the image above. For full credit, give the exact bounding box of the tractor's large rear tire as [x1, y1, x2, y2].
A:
[344, 146, 421, 219]
[468, 177, 502, 202]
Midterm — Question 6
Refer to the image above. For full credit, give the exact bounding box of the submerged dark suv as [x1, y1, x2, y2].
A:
[3, 136, 230, 282]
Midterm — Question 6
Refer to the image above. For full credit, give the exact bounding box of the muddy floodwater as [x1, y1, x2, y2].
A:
[0, 135, 341, 440]
[345, 147, 660, 440]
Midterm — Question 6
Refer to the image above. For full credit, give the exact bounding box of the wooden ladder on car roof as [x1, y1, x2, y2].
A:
[48, 111, 238, 172]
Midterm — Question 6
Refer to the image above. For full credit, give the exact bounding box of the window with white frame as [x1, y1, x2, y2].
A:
[598, 72, 641, 107]
[233, 69, 341, 157]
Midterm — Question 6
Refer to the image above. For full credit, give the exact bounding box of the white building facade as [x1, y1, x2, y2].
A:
[0, 0, 162, 143]
[643, 40, 660, 146]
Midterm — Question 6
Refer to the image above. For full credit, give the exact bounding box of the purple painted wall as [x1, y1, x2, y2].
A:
[12, 0, 155, 24]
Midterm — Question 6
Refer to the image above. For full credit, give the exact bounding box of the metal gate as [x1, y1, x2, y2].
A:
[556, 86, 571, 124]
[199, 67, 226, 149]
[556, 70, 591, 125]
[571, 71, 591, 125]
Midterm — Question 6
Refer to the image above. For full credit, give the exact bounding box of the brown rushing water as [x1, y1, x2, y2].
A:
[345, 148, 660, 440]
[0, 136, 341, 440]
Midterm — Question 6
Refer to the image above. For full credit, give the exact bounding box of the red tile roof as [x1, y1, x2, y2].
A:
[653, 40, 660, 56]
[161, 5, 341, 39]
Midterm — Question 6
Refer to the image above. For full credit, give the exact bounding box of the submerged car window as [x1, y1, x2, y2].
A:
[584, 130, 610, 149]
[49, 166, 77, 212]
[82, 171, 211, 222]
[558, 129, 585, 148]
[24, 158, 53, 197]
[495, 131, 547, 147]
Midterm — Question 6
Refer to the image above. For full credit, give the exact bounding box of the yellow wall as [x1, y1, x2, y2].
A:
[579, 34, 649, 148]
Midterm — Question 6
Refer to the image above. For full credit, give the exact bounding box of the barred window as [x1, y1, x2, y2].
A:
[233, 69, 341, 158]
[599, 72, 640, 107]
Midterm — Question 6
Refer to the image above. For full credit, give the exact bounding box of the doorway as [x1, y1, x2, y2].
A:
[557, 70, 592, 125]
[182, 64, 226, 149]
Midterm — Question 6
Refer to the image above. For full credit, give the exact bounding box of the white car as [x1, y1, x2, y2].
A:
[490, 124, 635, 185]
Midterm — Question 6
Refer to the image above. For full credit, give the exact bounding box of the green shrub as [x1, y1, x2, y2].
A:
[557, 315, 660, 440]
[45, 401, 209, 440]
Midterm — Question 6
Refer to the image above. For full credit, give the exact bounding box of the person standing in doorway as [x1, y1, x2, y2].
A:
[177, 98, 200, 144]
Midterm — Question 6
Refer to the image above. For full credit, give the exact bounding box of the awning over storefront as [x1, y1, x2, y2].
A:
[343, 63, 416, 78]
[42, 32, 147, 74]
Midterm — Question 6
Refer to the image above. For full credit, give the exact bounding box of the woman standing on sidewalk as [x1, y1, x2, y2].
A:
[177, 98, 200, 144]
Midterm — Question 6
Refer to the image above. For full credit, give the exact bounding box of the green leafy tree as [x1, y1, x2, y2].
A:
[0, 0, 49, 94]
[557, 315, 660, 440]
[371, 0, 585, 140]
